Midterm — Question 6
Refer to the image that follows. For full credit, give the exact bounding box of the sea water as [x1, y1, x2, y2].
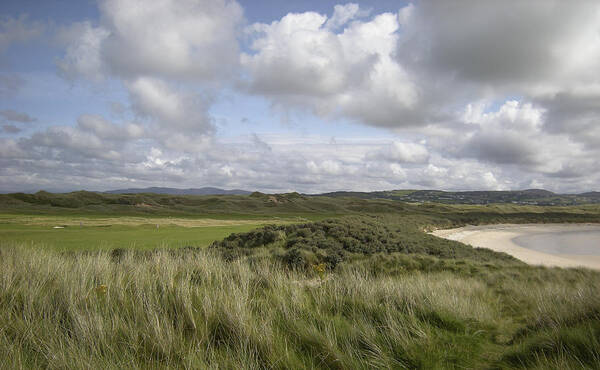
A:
[513, 228, 600, 255]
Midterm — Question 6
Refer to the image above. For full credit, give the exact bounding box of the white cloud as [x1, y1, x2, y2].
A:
[325, 3, 364, 30]
[241, 8, 418, 127]
[0, 109, 36, 123]
[125, 77, 215, 151]
[56, 0, 241, 155]
[2, 127, 600, 193]
[437, 100, 596, 180]
[0, 15, 44, 54]
[0, 138, 25, 158]
[77, 114, 144, 140]
[57, 21, 109, 82]
[398, 1, 600, 94]
[59, 0, 242, 82]
[365, 141, 429, 164]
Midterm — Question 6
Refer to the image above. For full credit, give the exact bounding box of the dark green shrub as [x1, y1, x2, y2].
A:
[282, 248, 305, 269]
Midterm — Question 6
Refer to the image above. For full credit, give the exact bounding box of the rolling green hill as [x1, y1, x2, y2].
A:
[317, 188, 600, 205]
[3, 190, 600, 220]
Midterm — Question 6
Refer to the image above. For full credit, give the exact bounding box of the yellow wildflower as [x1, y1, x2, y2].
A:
[95, 284, 107, 296]
[312, 263, 326, 280]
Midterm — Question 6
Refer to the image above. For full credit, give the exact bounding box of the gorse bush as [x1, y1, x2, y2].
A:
[1, 244, 600, 369]
[210, 216, 519, 270]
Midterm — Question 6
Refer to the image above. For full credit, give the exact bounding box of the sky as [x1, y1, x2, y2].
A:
[1, 0, 600, 194]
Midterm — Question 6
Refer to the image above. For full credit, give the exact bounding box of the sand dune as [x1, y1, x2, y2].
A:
[432, 224, 600, 270]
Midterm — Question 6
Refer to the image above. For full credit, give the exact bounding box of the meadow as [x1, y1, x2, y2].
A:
[1, 191, 600, 368]
[1, 245, 599, 369]
[0, 214, 297, 251]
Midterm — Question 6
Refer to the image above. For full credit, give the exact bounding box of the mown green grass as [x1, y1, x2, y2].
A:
[0, 223, 268, 251]
[1, 245, 599, 369]
[0, 212, 298, 251]
[0, 211, 307, 251]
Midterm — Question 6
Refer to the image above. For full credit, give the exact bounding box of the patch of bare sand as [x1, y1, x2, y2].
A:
[431, 224, 600, 270]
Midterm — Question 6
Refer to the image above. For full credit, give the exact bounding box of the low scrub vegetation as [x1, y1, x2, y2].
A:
[2, 242, 600, 369]
[210, 216, 521, 270]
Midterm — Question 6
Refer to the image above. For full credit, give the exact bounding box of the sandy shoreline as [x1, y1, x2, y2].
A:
[431, 223, 600, 270]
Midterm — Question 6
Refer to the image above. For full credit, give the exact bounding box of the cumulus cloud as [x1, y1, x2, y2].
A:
[463, 131, 538, 166]
[102, 0, 241, 81]
[27, 125, 123, 161]
[0, 138, 25, 158]
[394, 0, 600, 164]
[57, 21, 109, 82]
[398, 1, 600, 95]
[241, 7, 418, 127]
[457, 101, 544, 165]
[59, 0, 242, 82]
[536, 92, 600, 149]
[56, 0, 242, 156]
[427, 99, 598, 183]
[365, 141, 429, 164]
[2, 124, 21, 134]
[0, 109, 37, 123]
[123, 77, 215, 151]
[0, 15, 44, 54]
[77, 114, 144, 141]
[241, 2, 600, 142]
[325, 3, 366, 30]
[126, 77, 213, 133]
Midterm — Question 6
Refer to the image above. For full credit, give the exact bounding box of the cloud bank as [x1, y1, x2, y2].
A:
[2, 1, 600, 193]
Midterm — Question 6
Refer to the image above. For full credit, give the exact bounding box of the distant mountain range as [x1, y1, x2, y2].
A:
[105, 187, 252, 196]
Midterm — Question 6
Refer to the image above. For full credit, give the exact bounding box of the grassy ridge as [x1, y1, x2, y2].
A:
[0, 191, 352, 219]
[1, 245, 599, 369]
[3, 190, 600, 221]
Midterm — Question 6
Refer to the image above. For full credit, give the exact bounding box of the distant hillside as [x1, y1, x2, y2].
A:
[105, 187, 251, 196]
[315, 189, 600, 206]
[581, 191, 600, 199]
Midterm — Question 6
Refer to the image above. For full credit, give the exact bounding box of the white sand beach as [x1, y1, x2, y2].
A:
[432, 224, 600, 270]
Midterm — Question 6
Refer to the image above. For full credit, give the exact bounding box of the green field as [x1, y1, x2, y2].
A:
[2, 192, 600, 368]
[0, 223, 266, 251]
[0, 214, 300, 251]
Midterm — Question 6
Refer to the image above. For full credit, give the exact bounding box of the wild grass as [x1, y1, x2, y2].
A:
[1, 243, 600, 369]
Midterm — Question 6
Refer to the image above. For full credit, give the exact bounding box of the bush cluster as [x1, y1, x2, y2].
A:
[210, 216, 518, 269]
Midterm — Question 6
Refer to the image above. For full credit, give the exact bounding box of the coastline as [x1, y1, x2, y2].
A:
[431, 223, 600, 270]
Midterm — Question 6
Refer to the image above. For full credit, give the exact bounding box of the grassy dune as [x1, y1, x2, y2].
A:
[1, 244, 599, 369]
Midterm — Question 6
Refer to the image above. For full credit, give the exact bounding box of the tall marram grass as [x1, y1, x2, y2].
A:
[1, 244, 600, 369]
